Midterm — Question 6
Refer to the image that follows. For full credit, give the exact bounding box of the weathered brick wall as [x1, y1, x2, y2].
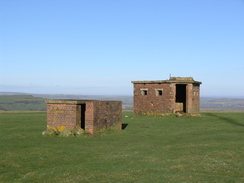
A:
[132, 78, 201, 115]
[46, 103, 78, 130]
[133, 83, 200, 114]
[184, 84, 201, 113]
[175, 102, 184, 111]
[133, 83, 175, 115]
[46, 100, 122, 134]
[93, 101, 122, 132]
[186, 84, 192, 113]
[84, 102, 94, 134]
[191, 84, 200, 113]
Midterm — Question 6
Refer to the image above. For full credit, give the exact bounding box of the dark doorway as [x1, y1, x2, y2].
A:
[80, 104, 86, 130]
[176, 84, 186, 112]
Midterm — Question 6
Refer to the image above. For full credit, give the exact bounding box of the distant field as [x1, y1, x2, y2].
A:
[0, 111, 243, 182]
[1, 94, 244, 111]
[0, 95, 46, 111]
[0, 94, 133, 111]
[201, 97, 244, 111]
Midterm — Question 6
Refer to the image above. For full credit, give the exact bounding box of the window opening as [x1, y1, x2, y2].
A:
[155, 89, 163, 96]
[140, 88, 148, 96]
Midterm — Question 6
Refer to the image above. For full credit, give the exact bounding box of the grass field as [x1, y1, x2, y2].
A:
[0, 111, 243, 182]
[0, 95, 46, 111]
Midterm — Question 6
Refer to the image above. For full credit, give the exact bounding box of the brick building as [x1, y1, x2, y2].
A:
[131, 77, 202, 115]
[45, 100, 122, 134]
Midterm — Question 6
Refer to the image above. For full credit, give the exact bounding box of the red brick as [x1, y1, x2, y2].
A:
[45, 100, 122, 134]
[132, 77, 201, 115]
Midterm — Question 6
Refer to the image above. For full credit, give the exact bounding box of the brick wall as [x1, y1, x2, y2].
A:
[93, 101, 122, 132]
[133, 83, 175, 115]
[84, 102, 94, 134]
[184, 84, 201, 113]
[46, 103, 78, 130]
[46, 100, 122, 134]
[191, 84, 201, 113]
[186, 84, 192, 113]
[133, 83, 201, 114]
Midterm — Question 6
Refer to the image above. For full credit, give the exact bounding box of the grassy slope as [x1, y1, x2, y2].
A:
[0, 111, 243, 182]
[0, 95, 46, 111]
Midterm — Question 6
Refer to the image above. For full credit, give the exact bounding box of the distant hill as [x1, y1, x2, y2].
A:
[0, 95, 46, 111]
[0, 94, 133, 111]
[0, 92, 30, 95]
[200, 97, 244, 111]
[0, 93, 244, 111]
[32, 94, 133, 110]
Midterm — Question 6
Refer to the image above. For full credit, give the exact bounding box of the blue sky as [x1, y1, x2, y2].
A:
[0, 0, 244, 97]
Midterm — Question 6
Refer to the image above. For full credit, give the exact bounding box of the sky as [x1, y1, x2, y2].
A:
[0, 0, 244, 97]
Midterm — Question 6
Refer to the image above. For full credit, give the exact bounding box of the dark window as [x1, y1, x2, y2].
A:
[140, 89, 148, 96]
[155, 89, 163, 96]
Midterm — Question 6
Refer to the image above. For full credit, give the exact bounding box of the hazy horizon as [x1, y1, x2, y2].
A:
[1, 1, 243, 97]
[0, 90, 244, 99]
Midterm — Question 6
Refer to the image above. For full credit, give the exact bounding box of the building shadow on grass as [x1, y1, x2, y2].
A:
[121, 123, 129, 130]
[204, 113, 244, 127]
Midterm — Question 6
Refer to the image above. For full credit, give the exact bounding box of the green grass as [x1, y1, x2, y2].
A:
[0, 95, 46, 111]
[0, 111, 243, 182]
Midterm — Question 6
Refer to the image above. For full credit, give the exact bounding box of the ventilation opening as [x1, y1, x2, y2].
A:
[176, 84, 186, 113]
[140, 88, 148, 96]
[155, 89, 163, 96]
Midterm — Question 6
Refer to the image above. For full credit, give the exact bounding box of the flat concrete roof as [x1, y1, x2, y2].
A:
[45, 100, 97, 104]
[131, 77, 202, 84]
[45, 100, 121, 104]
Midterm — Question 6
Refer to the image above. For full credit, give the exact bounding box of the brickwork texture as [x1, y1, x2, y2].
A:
[132, 77, 201, 115]
[46, 100, 122, 134]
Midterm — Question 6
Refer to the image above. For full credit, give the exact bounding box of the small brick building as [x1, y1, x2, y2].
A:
[46, 100, 122, 134]
[131, 77, 202, 115]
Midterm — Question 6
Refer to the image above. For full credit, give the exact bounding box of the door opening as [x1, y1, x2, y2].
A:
[176, 84, 186, 113]
[80, 104, 86, 130]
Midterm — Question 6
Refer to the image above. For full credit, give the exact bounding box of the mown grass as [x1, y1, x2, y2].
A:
[0, 111, 243, 182]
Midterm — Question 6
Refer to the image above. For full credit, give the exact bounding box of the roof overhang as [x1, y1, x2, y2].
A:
[131, 77, 202, 84]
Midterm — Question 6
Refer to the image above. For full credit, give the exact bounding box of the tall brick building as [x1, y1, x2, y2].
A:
[131, 77, 202, 115]
[45, 100, 122, 134]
